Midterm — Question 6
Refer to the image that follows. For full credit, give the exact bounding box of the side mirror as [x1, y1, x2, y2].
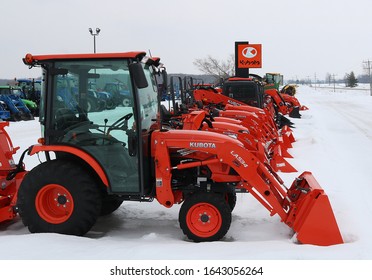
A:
[129, 63, 148, 89]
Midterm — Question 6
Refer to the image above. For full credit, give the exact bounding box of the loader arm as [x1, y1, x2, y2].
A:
[152, 129, 343, 246]
[153, 130, 288, 215]
[193, 87, 246, 107]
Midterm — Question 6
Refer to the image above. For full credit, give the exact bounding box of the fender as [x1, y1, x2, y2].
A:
[28, 144, 109, 187]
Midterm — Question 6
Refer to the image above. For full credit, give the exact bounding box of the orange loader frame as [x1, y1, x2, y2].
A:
[152, 129, 343, 246]
[0, 122, 27, 223]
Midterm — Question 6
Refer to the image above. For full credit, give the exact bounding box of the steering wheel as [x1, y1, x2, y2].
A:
[107, 113, 133, 134]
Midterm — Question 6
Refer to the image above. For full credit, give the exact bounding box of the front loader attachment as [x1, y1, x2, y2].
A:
[270, 153, 297, 173]
[289, 106, 302, 118]
[285, 172, 343, 246]
[152, 129, 343, 245]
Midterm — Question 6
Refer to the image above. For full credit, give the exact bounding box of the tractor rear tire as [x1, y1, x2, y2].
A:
[179, 192, 231, 242]
[17, 160, 102, 236]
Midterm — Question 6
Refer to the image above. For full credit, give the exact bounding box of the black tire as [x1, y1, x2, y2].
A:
[17, 160, 102, 236]
[226, 192, 237, 211]
[100, 195, 124, 216]
[106, 99, 116, 110]
[179, 192, 231, 242]
[11, 112, 22, 121]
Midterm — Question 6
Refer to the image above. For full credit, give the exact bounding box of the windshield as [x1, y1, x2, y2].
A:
[224, 82, 263, 107]
[42, 59, 158, 139]
[39, 57, 160, 143]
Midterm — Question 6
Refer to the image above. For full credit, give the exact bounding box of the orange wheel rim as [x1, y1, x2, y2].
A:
[186, 202, 222, 238]
[35, 184, 74, 224]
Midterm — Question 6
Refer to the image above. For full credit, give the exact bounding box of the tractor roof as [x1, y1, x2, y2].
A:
[227, 77, 254, 81]
[23, 52, 147, 66]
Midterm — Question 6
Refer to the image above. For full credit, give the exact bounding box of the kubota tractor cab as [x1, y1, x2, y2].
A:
[14, 51, 343, 245]
[222, 76, 265, 108]
[16, 52, 161, 233]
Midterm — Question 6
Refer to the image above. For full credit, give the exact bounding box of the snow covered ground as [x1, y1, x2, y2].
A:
[1, 85, 372, 278]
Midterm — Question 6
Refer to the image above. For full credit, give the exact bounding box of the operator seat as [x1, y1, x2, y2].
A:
[54, 108, 80, 131]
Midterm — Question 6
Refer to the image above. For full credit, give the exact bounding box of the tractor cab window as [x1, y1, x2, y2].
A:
[138, 64, 158, 131]
[223, 82, 264, 108]
[44, 59, 146, 194]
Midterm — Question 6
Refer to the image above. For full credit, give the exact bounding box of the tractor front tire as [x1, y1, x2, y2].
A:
[179, 192, 231, 242]
[17, 160, 102, 236]
[226, 191, 237, 211]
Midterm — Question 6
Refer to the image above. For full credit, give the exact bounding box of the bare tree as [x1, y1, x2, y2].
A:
[193, 54, 235, 81]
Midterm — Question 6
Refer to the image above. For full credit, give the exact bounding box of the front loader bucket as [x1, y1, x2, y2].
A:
[285, 172, 343, 246]
[281, 126, 295, 144]
[271, 154, 297, 173]
[300, 105, 309, 111]
[289, 106, 301, 118]
[278, 115, 294, 129]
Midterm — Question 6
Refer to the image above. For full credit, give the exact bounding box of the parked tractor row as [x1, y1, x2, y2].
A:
[0, 77, 134, 122]
[0, 51, 343, 246]
[0, 85, 35, 121]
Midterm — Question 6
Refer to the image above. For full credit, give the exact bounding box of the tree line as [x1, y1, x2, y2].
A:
[193, 54, 369, 88]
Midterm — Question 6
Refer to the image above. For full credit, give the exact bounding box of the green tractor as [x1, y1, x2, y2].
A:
[264, 72, 283, 91]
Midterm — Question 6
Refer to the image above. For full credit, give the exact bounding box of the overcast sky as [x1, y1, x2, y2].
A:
[2, 0, 371, 81]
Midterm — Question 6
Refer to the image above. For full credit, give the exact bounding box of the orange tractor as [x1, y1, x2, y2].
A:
[0, 51, 343, 245]
[162, 82, 297, 173]
[264, 73, 309, 117]
[185, 79, 296, 173]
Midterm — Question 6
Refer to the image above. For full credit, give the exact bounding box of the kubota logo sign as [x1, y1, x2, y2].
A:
[237, 44, 262, 69]
[242, 46, 258, 58]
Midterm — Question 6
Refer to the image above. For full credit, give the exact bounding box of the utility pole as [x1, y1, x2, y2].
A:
[332, 74, 337, 92]
[363, 59, 372, 96]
